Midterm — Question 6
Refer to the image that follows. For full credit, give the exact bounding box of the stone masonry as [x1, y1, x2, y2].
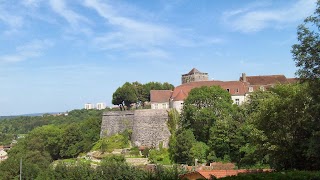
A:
[100, 109, 171, 148]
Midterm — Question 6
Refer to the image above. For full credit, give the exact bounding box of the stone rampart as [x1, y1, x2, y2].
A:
[100, 109, 171, 148]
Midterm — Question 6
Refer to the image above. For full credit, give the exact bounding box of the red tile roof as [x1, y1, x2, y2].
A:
[287, 78, 299, 83]
[179, 169, 274, 179]
[173, 90, 187, 101]
[150, 90, 172, 103]
[241, 75, 288, 85]
[172, 80, 249, 100]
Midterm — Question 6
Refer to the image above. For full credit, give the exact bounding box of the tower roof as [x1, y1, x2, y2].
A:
[187, 68, 201, 75]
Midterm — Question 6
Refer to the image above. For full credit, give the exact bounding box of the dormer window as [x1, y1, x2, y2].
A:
[236, 88, 239, 93]
[226, 88, 230, 92]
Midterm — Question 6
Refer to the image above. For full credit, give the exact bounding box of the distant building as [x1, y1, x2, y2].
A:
[84, 103, 94, 110]
[239, 73, 297, 92]
[151, 68, 297, 113]
[96, 103, 106, 110]
[150, 90, 172, 110]
[181, 68, 209, 84]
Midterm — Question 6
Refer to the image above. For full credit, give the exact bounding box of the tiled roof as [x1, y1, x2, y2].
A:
[172, 90, 187, 101]
[179, 169, 274, 179]
[150, 90, 172, 103]
[287, 78, 299, 83]
[241, 75, 288, 85]
[171, 80, 249, 100]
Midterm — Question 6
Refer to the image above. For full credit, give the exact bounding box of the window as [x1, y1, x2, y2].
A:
[236, 88, 239, 93]
[162, 103, 167, 109]
[226, 88, 230, 92]
[235, 99, 240, 105]
[249, 87, 253, 92]
[260, 86, 265, 91]
[154, 104, 158, 109]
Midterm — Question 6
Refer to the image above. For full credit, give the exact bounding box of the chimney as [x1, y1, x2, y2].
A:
[242, 73, 247, 82]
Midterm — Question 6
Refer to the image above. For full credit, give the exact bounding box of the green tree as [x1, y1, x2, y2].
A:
[245, 84, 314, 170]
[181, 85, 234, 143]
[172, 129, 196, 165]
[190, 141, 209, 164]
[292, 0, 320, 80]
[112, 82, 138, 110]
[291, 0, 320, 170]
[59, 123, 84, 158]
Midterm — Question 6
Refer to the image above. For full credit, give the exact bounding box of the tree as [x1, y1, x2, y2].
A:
[244, 84, 314, 170]
[181, 85, 234, 143]
[172, 129, 196, 165]
[291, 0, 320, 170]
[132, 81, 148, 105]
[112, 81, 174, 110]
[292, 0, 320, 81]
[59, 123, 84, 158]
[112, 82, 137, 110]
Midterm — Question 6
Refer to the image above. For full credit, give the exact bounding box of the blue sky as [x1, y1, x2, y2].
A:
[0, 0, 316, 115]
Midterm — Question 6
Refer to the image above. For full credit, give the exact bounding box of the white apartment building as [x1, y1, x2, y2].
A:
[84, 103, 94, 110]
[96, 103, 106, 110]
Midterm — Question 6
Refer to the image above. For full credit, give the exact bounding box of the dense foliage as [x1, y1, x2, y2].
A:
[169, 82, 320, 170]
[0, 109, 102, 145]
[0, 109, 102, 179]
[170, 85, 244, 166]
[1, 154, 181, 180]
[112, 81, 174, 110]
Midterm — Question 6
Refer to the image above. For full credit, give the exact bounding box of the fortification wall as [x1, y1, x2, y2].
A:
[100, 109, 171, 148]
[100, 111, 134, 137]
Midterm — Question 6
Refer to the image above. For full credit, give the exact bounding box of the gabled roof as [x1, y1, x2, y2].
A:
[241, 75, 288, 85]
[287, 78, 299, 83]
[150, 90, 172, 103]
[171, 80, 249, 100]
[172, 90, 187, 101]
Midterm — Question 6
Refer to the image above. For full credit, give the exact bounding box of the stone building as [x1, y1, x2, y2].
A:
[151, 68, 297, 113]
[181, 68, 209, 84]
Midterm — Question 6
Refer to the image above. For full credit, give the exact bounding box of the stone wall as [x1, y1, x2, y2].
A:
[100, 109, 171, 148]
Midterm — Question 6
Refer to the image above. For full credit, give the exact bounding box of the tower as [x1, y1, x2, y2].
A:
[181, 68, 209, 84]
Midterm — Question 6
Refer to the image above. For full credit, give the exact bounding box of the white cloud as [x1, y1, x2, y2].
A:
[84, 0, 223, 60]
[223, 0, 317, 33]
[49, 0, 90, 27]
[0, 10, 23, 29]
[84, 0, 173, 49]
[0, 39, 54, 63]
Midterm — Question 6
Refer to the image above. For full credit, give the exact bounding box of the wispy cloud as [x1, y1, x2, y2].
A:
[49, 0, 90, 28]
[223, 0, 317, 33]
[84, 0, 222, 56]
[0, 39, 54, 63]
[84, 0, 173, 49]
[0, 4, 24, 35]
